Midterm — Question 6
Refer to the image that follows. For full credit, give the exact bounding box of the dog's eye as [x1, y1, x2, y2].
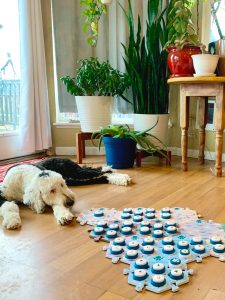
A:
[50, 189, 56, 194]
[61, 183, 64, 187]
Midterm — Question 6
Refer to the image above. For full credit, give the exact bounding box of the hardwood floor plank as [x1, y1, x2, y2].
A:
[204, 289, 225, 300]
[0, 156, 225, 299]
[98, 291, 130, 300]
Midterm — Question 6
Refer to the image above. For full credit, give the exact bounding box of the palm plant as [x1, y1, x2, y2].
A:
[121, 0, 169, 114]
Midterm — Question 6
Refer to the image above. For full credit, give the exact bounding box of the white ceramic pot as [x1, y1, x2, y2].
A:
[133, 114, 169, 147]
[192, 54, 219, 76]
[75, 96, 113, 132]
[101, 0, 112, 4]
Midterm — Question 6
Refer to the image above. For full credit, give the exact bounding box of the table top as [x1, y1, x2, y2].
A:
[168, 76, 225, 84]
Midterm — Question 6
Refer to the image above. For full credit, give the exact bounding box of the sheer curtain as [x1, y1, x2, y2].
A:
[52, 0, 147, 118]
[18, 0, 52, 154]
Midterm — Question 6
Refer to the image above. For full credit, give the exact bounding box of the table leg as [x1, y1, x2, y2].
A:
[180, 91, 190, 171]
[82, 139, 86, 158]
[198, 97, 208, 164]
[76, 132, 83, 164]
[214, 85, 225, 177]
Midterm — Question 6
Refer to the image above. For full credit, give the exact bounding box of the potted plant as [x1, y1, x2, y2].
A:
[121, 0, 169, 146]
[192, 53, 219, 76]
[80, 0, 112, 47]
[61, 57, 130, 132]
[165, 0, 203, 77]
[186, 0, 222, 77]
[92, 124, 166, 169]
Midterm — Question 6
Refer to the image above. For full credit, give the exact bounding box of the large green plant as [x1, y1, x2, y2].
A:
[165, 0, 201, 48]
[92, 124, 167, 156]
[61, 57, 130, 102]
[121, 0, 169, 114]
[80, 0, 107, 47]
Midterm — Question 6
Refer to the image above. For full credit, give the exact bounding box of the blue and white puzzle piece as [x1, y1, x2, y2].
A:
[124, 256, 194, 293]
[81, 207, 225, 295]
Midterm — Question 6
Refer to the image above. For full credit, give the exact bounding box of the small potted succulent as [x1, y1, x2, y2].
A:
[61, 57, 130, 132]
[92, 124, 166, 169]
[165, 0, 203, 77]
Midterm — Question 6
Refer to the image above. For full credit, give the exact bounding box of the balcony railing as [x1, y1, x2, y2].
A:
[0, 79, 20, 131]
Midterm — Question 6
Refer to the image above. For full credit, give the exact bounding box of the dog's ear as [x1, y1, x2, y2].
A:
[23, 181, 46, 214]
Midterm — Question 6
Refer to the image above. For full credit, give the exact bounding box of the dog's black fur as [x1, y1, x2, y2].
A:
[35, 158, 112, 186]
[0, 191, 6, 206]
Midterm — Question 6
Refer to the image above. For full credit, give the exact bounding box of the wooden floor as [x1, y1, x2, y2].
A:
[1, 155, 225, 300]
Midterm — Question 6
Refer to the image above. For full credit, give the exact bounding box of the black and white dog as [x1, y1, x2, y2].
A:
[0, 158, 131, 230]
[0, 164, 76, 229]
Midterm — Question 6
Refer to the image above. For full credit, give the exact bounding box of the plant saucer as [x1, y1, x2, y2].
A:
[193, 73, 216, 77]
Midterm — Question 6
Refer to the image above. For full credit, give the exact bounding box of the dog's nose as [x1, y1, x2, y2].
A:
[66, 198, 74, 207]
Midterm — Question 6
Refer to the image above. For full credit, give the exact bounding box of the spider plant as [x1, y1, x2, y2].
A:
[92, 124, 167, 157]
[121, 0, 169, 114]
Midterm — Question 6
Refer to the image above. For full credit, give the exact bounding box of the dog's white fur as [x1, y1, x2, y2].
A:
[101, 166, 132, 186]
[106, 173, 132, 186]
[0, 164, 75, 229]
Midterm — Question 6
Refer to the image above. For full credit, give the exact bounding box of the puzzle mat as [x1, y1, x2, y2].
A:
[77, 207, 225, 294]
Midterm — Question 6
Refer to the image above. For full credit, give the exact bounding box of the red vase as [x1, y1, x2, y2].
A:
[167, 45, 202, 77]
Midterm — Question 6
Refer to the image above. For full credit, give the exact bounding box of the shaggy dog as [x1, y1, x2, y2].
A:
[0, 164, 75, 230]
[35, 158, 132, 186]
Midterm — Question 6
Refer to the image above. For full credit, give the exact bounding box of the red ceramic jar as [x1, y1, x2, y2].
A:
[167, 45, 202, 77]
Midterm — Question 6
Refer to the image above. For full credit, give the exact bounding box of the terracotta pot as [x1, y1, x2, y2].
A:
[167, 45, 202, 77]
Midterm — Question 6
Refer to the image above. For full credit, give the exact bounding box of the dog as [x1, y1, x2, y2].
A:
[0, 164, 76, 230]
[35, 158, 132, 186]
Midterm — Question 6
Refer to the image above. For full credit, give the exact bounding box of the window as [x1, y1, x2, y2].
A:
[0, 0, 20, 133]
[196, 99, 216, 131]
[210, 0, 225, 42]
[206, 99, 215, 131]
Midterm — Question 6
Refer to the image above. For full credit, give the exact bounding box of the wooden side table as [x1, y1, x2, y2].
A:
[168, 76, 225, 177]
[75, 132, 92, 164]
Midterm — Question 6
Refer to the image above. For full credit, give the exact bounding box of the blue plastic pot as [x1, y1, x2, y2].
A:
[103, 137, 137, 169]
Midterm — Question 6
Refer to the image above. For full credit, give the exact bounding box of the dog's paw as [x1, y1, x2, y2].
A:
[34, 204, 46, 214]
[101, 166, 113, 173]
[3, 214, 21, 230]
[30, 201, 46, 214]
[106, 173, 132, 186]
[56, 211, 74, 226]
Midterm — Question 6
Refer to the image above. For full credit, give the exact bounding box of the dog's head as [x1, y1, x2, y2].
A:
[36, 171, 76, 208]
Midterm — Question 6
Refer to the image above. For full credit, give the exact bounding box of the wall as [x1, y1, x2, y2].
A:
[41, 0, 225, 158]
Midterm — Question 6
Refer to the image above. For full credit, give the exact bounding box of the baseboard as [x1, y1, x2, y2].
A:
[55, 146, 105, 156]
[169, 147, 225, 162]
[55, 146, 225, 162]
